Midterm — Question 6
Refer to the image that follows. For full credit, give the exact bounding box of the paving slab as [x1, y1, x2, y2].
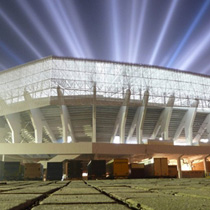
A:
[32, 203, 131, 210]
[0, 194, 43, 210]
[54, 187, 100, 194]
[1, 186, 60, 194]
[41, 194, 116, 204]
[125, 194, 210, 210]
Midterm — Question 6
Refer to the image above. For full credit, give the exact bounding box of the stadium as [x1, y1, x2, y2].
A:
[0, 56, 210, 177]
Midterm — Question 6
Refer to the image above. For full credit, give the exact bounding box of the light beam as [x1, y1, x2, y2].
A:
[167, 0, 210, 68]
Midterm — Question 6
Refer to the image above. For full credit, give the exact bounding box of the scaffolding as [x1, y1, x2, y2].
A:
[0, 56, 210, 116]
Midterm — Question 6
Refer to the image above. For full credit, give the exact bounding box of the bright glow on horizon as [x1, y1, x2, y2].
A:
[113, 136, 120, 144]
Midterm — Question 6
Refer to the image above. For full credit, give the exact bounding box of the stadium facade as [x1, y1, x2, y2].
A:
[0, 56, 210, 163]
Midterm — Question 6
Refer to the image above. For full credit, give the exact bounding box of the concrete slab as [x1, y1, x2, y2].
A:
[32, 203, 130, 210]
[41, 194, 116, 204]
[54, 187, 100, 194]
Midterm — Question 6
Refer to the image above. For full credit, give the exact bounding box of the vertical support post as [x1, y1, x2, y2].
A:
[5, 113, 21, 143]
[57, 86, 76, 143]
[151, 95, 175, 140]
[30, 109, 43, 143]
[177, 156, 182, 178]
[203, 156, 209, 176]
[136, 90, 149, 144]
[110, 89, 130, 143]
[2, 155, 5, 162]
[92, 83, 96, 143]
[126, 90, 149, 144]
[174, 100, 199, 145]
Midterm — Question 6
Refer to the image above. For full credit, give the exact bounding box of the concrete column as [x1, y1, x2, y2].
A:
[177, 156, 182, 178]
[151, 95, 174, 140]
[174, 100, 199, 145]
[110, 89, 130, 143]
[127, 90, 149, 144]
[203, 156, 209, 176]
[57, 86, 76, 143]
[92, 83, 96, 143]
[5, 113, 21, 143]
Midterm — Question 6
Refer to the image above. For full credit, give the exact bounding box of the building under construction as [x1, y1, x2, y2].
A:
[0, 56, 210, 178]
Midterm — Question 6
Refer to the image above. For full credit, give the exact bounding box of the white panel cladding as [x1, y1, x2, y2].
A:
[0, 56, 210, 118]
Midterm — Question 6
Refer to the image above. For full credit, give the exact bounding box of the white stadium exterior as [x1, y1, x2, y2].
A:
[1, 56, 210, 171]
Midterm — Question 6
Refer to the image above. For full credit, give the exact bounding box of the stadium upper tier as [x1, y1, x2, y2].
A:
[0, 56, 210, 146]
[0, 56, 210, 113]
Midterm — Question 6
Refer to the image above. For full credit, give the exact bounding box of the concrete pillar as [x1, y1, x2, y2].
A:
[127, 90, 149, 144]
[174, 100, 199, 145]
[92, 83, 96, 143]
[177, 156, 182, 178]
[110, 89, 130, 143]
[5, 113, 21, 143]
[151, 95, 175, 140]
[203, 156, 209, 176]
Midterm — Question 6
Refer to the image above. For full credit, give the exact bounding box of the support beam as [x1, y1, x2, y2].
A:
[173, 100, 199, 145]
[57, 86, 76, 143]
[151, 95, 175, 140]
[177, 156, 182, 178]
[110, 89, 131, 143]
[203, 155, 209, 176]
[24, 91, 56, 143]
[92, 84, 97, 143]
[5, 113, 21, 143]
[30, 109, 43, 143]
[193, 114, 210, 143]
[127, 90, 149, 144]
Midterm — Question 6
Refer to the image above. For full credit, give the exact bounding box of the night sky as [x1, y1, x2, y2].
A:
[0, 0, 210, 74]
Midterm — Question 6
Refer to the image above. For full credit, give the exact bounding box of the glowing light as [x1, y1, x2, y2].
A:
[67, 136, 72, 143]
[17, 1, 64, 56]
[133, 0, 147, 62]
[200, 139, 209, 143]
[55, 1, 85, 58]
[150, 0, 178, 65]
[82, 172, 88, 177]
[41, 1, 80, 57]
[167, 0, 210, 67]
[64, 1, 94, 58]
[0, 8, 42, 58]
[113, 136, 120, 144]
[0, 41, 23, 65]
[111, 0, 121, 61]
[159, 137, 163, 141]
[182, 163, 191, 171]
[179, 29, 210, 70]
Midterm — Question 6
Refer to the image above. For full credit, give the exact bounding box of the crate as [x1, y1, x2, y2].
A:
[106, 159, 129, 178]
[168, 165, 178, 178]
[129, 163, 145, 178]
[87, 160, 106, 180]
[3, 162, 23, 180]
[192, 161, 210, 171]
[46, 162, 63, 180]
[24, 163, 43, 180]
[144, 158, 168, 177]
[67, 160, 83, 179]
[182, 170, 205, 178]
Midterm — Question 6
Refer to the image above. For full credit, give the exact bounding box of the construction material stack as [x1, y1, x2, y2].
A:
[87, 160, 106, 180]
[46, 162, 63, 180]
[67, 160, 83, 179]
[24, 163, 43, 180]
[106, 159, 129, 179]
[129, 163, 145, 178]
[144, 158, 168, 178]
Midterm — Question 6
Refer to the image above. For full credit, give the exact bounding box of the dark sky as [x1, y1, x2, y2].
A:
[0, 0, 210, 74]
